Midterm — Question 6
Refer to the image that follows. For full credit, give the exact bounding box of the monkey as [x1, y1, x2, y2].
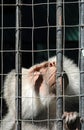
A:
[0, 56, 80, 130]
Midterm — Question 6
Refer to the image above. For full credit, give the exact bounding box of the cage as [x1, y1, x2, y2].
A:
[0, 0, 84, 130]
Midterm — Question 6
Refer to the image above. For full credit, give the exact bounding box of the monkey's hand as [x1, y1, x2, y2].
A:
[62, 112, 80, 130]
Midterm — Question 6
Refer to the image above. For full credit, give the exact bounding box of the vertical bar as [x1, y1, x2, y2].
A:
[1, 0, 3, 126]
[47, 0, 50, 129]
[56, 0, 63, 130]
[31, 0, 34, 125]
[15, 0, 22, 130]
[32, 0, 34, 66]
[79, 0, 84, 130]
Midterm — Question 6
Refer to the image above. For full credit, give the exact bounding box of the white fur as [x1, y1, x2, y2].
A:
[0, 56, 80, 130]
[49, 56, 80, 95]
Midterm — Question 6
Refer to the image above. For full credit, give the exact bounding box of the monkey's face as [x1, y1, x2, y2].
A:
[21, 62, 57, 119]
[27, 61, 57, 106]
[36, 62, 57, 106]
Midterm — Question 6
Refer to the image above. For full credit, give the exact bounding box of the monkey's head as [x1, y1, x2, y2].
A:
[28, 61, 69, 107]
[21, 61, 69, 119]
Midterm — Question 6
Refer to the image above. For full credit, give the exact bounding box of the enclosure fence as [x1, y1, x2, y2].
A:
[0, 0, 84, 130]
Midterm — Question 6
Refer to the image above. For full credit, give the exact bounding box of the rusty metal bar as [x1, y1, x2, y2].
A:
[56, 0, 63, 130]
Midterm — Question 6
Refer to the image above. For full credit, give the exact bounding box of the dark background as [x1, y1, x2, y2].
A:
[0, 0, 79, 73]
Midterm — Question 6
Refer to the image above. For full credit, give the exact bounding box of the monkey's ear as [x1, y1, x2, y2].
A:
[63, 71, 69, 89]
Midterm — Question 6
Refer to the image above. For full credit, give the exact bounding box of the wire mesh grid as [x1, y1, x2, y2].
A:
[0, 0, 84, 130]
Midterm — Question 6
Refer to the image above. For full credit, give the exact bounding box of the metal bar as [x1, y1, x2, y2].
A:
[15, 0, 22, 130]
[0, 0, 3, 125]
[79, 0, 84, 130]
[47, 0, 50, 129]
[56, 0, 63, 130]
[32, 0, 34, 66]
